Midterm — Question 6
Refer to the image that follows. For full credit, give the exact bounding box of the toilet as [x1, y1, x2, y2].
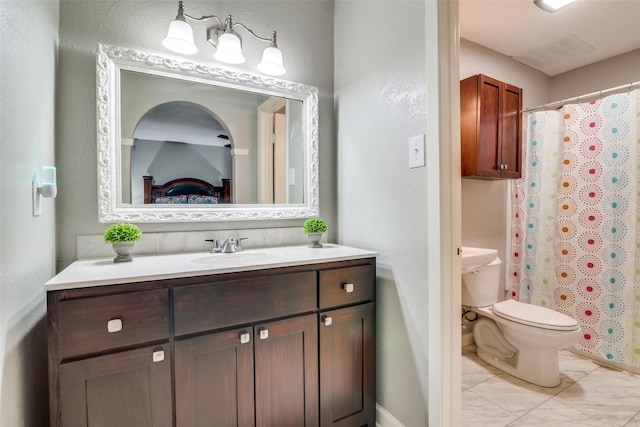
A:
[461, 247, 582, 387]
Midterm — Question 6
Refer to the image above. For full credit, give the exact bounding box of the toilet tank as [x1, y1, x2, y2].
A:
[461, 257, 502, 307]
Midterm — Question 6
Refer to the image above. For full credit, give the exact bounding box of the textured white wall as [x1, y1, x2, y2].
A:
[56, 0, 334, 268]
[551, 48, 640, 101]
[460, 39, 551, 110]
[460, 39, 551, 293]
[0, 1, 59, 424]
[334, 2, 430, 425]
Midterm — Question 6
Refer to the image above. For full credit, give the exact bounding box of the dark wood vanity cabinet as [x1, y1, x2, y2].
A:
[59, 343, 173, 427]
[48, 258, 376, 427]
[319, 303, 375, 427]
[460, 74, 523, 179]
[174, 327, 255, 427]
[173, 269, 320, 427]
[318, 265, 376, 427]
[174, 315, 319, 427]
[48, 288, 172, 427]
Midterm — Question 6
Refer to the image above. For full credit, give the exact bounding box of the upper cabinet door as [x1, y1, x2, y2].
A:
[460, 74, 523, 179]
[477, 75, 502, 178]
[500, 83, 523, 179]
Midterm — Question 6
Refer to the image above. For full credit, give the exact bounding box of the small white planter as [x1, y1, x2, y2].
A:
[112, 242, 135, 263]
[306, 233, 323, 248]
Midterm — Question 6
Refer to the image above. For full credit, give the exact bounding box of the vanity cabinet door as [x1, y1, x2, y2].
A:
[254, 314, 319, 427]
[319, 303, 375, 427]
[174, 327, 255, 427]
[58, 343, 172, 427]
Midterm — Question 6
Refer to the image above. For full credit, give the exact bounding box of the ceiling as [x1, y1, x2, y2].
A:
[133, 102, 229, 147]
[459, 0, 640, 76]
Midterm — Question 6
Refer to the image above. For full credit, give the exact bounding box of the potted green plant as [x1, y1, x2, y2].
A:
[303, 218, 327, 248]
[104, 223, 142, 263]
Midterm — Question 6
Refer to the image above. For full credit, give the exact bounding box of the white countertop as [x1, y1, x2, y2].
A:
[45, 244, 378, 291]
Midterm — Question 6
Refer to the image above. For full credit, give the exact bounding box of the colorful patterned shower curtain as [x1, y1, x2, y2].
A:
[510, 90, 640, 371]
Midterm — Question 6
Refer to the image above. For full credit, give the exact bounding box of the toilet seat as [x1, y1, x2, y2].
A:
[491, 299, 579, 331]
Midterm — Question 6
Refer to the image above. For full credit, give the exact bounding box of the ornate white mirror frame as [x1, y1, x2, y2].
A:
[96, 44, 319, 223]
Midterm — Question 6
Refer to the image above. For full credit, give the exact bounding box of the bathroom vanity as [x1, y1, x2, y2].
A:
[46, 245, 377, 427]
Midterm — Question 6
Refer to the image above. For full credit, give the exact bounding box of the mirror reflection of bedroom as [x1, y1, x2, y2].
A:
[123, 101, 233, 205]
[119, 69, 304, 206]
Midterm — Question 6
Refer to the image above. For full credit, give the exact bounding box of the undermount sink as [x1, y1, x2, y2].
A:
[461, 246, 498, 272]
[191, 251, 278, 266]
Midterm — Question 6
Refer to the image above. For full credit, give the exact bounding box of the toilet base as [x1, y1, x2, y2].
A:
[473, 317, 561, 387]
[476, 346, 560, 387]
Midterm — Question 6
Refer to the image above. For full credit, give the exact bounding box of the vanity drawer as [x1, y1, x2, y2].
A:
[319, 264, 375, 309]
[174, 271, 316, 336]
[57, 289, 169, 360]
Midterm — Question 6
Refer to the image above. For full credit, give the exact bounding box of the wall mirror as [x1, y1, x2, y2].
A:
[97, 44, 319, 222]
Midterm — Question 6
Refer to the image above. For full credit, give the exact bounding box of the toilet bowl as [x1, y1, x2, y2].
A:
[461, 247, 582, 387]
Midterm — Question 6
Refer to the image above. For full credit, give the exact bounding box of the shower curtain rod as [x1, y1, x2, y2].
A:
[523, 80, 640, 113]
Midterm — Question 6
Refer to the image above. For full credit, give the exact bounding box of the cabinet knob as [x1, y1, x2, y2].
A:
[240, 332, 251, 344]
[504, 164, 508, 170]
[343, 283, 355, 293]
[259, 329, 269, 340]
[107, 318, 123, 333]
[152, 350, 164, 363]
[323, 316, 333, 326]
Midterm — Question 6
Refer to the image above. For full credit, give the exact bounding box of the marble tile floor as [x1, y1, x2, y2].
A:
[462, 345, 640, 426]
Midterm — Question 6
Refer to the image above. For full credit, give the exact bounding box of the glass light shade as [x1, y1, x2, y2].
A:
[162, 19, 198, 54]
[257, 46, 286, 76]
[533, 0, 579, 12]
[213, 33, 246, 64]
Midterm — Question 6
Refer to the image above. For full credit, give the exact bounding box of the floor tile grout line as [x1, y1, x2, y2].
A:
[462, 348, 640, 427]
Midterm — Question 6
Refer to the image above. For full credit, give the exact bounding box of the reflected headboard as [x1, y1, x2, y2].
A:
[143, 176, 231, 204]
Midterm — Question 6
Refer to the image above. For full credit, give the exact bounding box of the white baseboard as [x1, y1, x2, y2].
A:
[376, 403, 405, 427]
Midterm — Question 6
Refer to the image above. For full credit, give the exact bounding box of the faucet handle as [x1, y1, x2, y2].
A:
[205, 239, 221, 253]
[236, 237, 248, 251]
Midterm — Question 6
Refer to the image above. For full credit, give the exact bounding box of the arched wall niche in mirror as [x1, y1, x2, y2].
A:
[124, 101, 233, 205]
[96, 44, 319, 223]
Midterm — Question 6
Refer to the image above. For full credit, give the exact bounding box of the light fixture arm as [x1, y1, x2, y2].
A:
[183, 13, 223, 27]
[231, 21, 278, 46]
[176, 1, 223, 27]
[205, 16, 278, 48]
[174, 1, 276, 43]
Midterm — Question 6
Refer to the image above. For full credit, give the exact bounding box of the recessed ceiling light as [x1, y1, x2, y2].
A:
[534, 0, 580, 12]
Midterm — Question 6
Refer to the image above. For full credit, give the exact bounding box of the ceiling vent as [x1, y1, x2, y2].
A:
[513, 34, 595, 73]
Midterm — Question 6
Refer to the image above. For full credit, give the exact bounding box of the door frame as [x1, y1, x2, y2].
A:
[428, 0, 461, 426]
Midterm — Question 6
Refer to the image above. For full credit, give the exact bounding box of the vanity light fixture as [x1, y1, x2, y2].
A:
[33, 166, 57, 216]
[162, 1, 286, 76]
[533, 0, 580, 12]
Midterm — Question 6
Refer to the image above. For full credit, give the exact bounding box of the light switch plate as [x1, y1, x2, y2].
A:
[409, 134, 425, 168]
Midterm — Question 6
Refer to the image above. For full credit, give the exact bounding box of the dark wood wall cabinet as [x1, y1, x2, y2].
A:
[460, 74, 523, 179]
[48, 257, 376, 427]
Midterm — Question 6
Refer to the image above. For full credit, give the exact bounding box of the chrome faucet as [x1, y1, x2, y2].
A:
[219, 238, 236, 253]
[205, 237, 248, 253]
